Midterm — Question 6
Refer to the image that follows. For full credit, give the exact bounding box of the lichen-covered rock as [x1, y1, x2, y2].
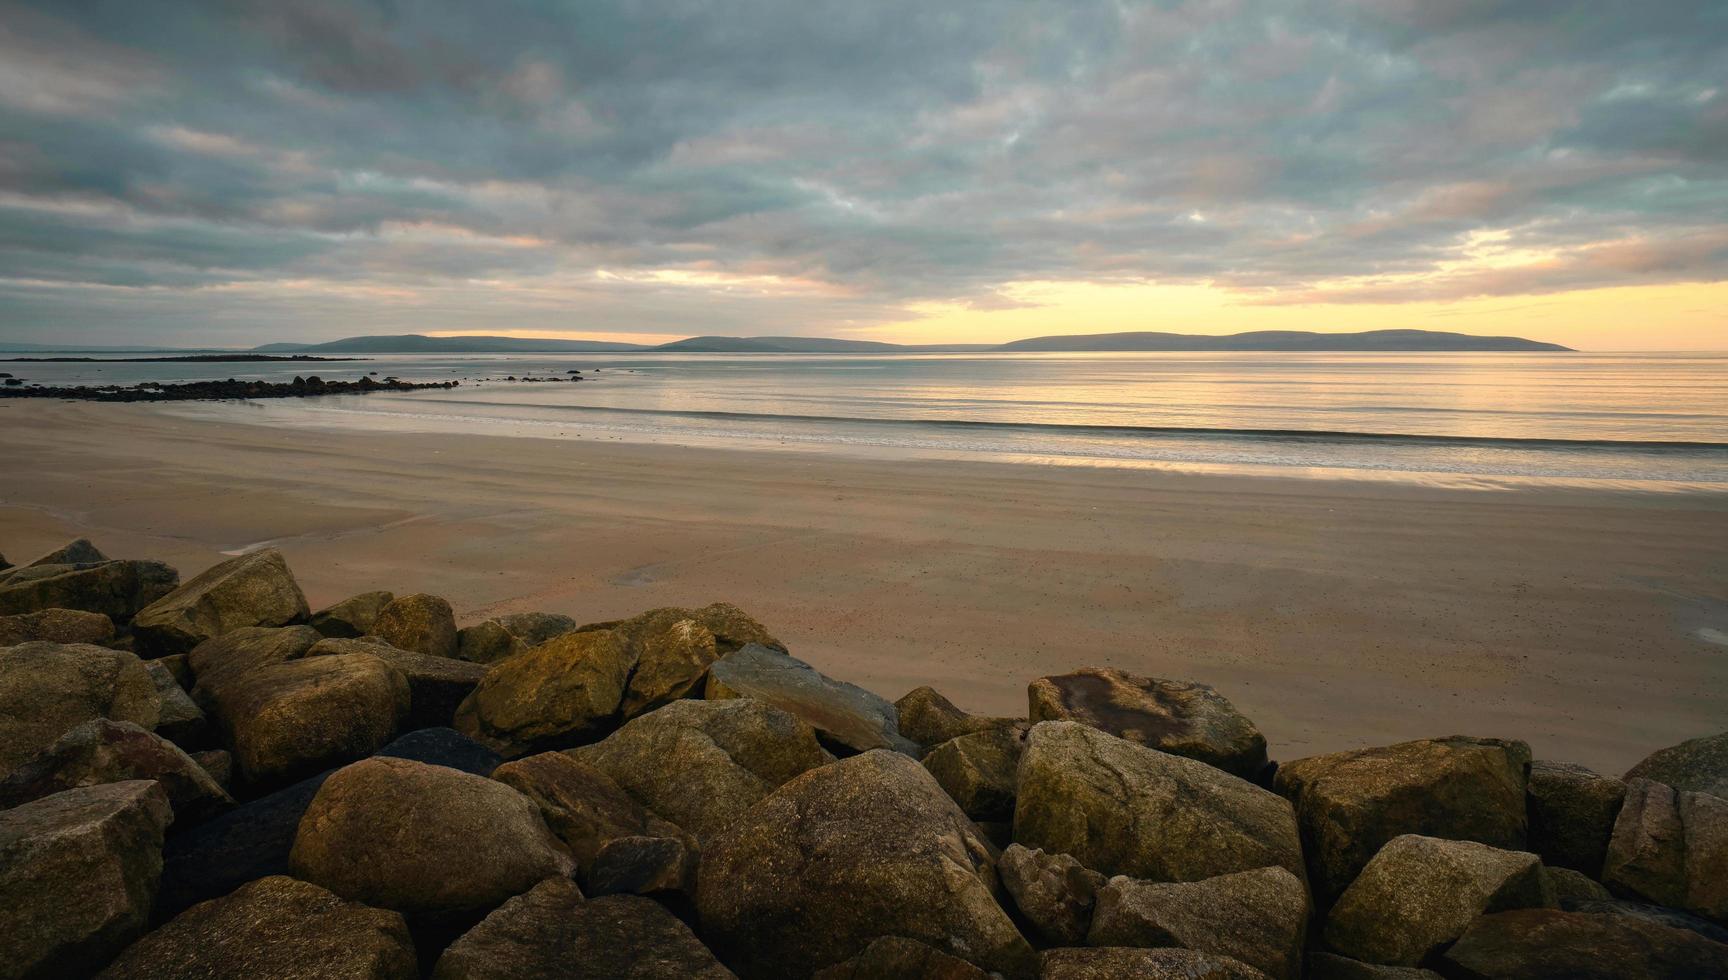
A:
[292, 756, 573, 915]
[589, 835, 695, 899]
[0, 719, 232, 821]
[706, 644, 919, 755]
[1304, 953, 1442, 979]
[454, 629, 634, 755]
[1527, 760, 1626, 876]
[143, 659, 206, 747]
[1440, 908, 1728, 979]
[999, 844, 1106, 947]
[25, 538, 108, 568]
[1546, 866, 1613, 904]
[96, 875, 416, 980]
[1087, 867, 1307, 980]
[1028, 669, 1268, 780]
[568, 697, 832, 847]
[1625, 730, 1728, 798]
[0, 607, 115, 647]
[615, 609, 719, 718]
[492, 751, 682, 876]
[1015, 721, 1304, 884]
[310, 637, 486, 729]
[496, 611, 580, 647]
[1324, 835, 1554, 966]
[700, 750, 1036, 978]
[432, 881, 734, 979]
[1040, 947, 1270, 980]
[895, 685, 1017, 751]
[0, 781, 172, 979]
[924, 725, 1024, 821]
[0, 641, 160, 776]
[0, 559, 178, 621]
[1273, 735, 1529, 904]
[457, 619, 523, 664]
[156, 728, 500, 919]
[310, 591, 395, 639]
[812, 936, 993, 979]
[210, 653, 409, 784]
[186, 624, 322, 709]
[1602, 778, 1728, 924]
[132, 549, 309, 655]
[367, 593, 459, 658]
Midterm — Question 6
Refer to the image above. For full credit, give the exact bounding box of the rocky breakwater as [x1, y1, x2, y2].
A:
[0, 375, 459, 402]
[1, 539, 1726, 979]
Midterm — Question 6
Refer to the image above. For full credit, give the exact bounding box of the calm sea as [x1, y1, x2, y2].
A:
[8, 351, 1727, 489]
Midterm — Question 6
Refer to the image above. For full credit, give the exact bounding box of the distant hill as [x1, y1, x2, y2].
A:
[656, 335, 917, 353]
[995, 329, 1572, 352]
[255, 334, 648, 353]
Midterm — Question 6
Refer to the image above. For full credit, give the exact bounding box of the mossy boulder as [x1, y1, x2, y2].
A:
[1087, 867, 1308, 980]
[0, 559, 178, 621]
[923, 725, 1025, 821]
[0, 718, 232, 821]
[310, 637, 486, 730]
[454, 629, 634, 755]
[1624, 730, 1728, 799]
[187, 625, 322, 709]
[0, 608, 115, 647]
[310, 591, 395, 639]
[895, 685, 1018, 751]
[368, 593, 459, 658]
[1029, 668, 1268, 780]
[706, 644, 919, 755]
[0, 641, 160, 776]
[209, 653, 409, 784]
[132, 549, 308, 655]
[492, 751, 683, 877]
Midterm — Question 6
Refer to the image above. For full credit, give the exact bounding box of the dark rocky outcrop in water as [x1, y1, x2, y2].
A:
[0, 538, 1723, 978]
[0, 375, 458, 402]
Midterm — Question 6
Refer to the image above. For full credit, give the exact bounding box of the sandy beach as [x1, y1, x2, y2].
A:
[2, 399, 1723, 774]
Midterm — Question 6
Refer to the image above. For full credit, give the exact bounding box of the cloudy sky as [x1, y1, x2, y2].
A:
[2, 0, 1724, 348]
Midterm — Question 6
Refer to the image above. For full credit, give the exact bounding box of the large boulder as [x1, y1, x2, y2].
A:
[432, 881, 734, 979]
[186, 625, 322, 708]
[96, 875, 416, 979]
[25, 538, 108, 567]
[310, 590, 395, 638]
[588, 834, 697, 900]
[1273, 735, 1529, 904]
[1527, 760, 1626, 876]
[0, 559, 178, 621]
[1323, 835, 1554, 966]
[492, 751, 683, 876]
[132, 549, 309, 655]
[616, 609, 720, 718]
[999, 844, 1106, 946]
[924, 726, 1025, 821]
[0, 641, 160, 776]
[1029, 669, 1267, 780]
[1602, 778, 1728, 923]
[453, 629, 634, 755]
[1625, 730, 1728, 798]
[0, 719, 232, 821]
[457, 620, 524, 664]
[1014, 721, 1304, 884]
[368, 593, 459, 658]
[208, 653, 410, 785]
[568, 697, 832, 847]
[1565, 898, 1728, 946]
[143, 660, 207, 747]
[156, 728, 500, 918]
[496, 611, 580, 647]
[0, 781, 172, 978]
[813, 936, 992, 979]
[310, 637, 486, 730]
[1440, 908, 1728, 979]
[1086, 867, 1308, 980]
[1040, 947, 1270, 980]
[699, 749, 1037, 978]
[706, 644, 919, 755]
[291, 756, 573, 915]
[895, 685, 1017, 751]
[0, 608, 115, 647]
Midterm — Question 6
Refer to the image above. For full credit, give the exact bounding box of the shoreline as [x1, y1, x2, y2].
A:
[2, 399, 1724, 774]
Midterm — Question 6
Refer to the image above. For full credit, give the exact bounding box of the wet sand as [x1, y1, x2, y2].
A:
[2, 399, 1724, 773]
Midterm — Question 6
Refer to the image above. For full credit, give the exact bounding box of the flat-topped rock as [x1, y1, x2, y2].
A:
[0, 781, 172, 979]
[1014, 721, 1304, 884]
[698, 749, 1036, 978]
[1527, 760, 1626, 875]
[132, 549, 308, 655]
[310, 590, 395, 638]
[1625, 730, 1728, 798]
[367, 593, 458, 658]
[433, 883, 734, 979]
[706, 643, 919, 755]
[492, 751, 683, 877]
[1088, 867, 1308, 980]
[0, 719, 232, 821]
[1273, 735, 1529, 904]
[568, 697, 832, 847]
[310, 637, 487, 729]
[1440, 908, 1728, 979]
[1324, 835, 1554, 966]
[97, 875, 416, 980]
[454, 629, 633, 755]
[209, 652, 409, 784]
[0, 559, 178, 621]
[0, 607, 115, 646]
[1029, 668, 1268, 779]
[292, 756, 574, 915]
[0, 641, 161, 776]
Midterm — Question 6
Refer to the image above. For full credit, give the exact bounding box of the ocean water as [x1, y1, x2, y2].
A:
[9, 350, 1727, 489]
